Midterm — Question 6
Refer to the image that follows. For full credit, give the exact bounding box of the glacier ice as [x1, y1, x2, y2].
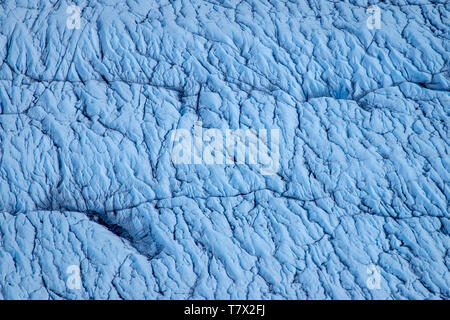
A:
[0, 0, 448, 299]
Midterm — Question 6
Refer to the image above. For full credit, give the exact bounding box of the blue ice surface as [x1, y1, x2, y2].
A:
[0, 0, 449, 299]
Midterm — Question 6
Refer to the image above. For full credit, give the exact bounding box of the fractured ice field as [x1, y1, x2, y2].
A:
[0, 0, 449, 299]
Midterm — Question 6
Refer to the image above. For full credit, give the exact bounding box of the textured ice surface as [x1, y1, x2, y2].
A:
[0, 0, 449, 299]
